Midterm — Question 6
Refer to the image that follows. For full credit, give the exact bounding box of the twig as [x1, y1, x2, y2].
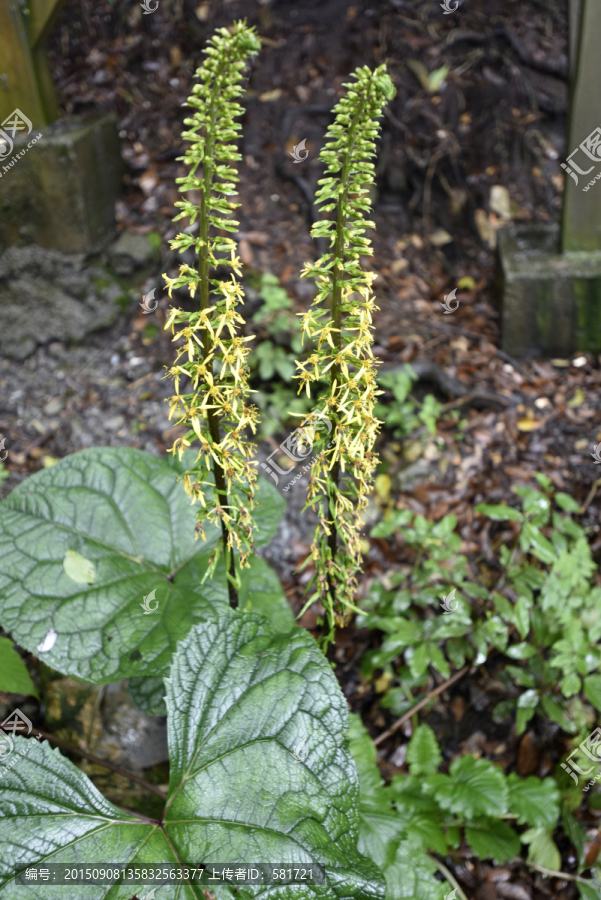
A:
[398, 318, 556, 405]
[438, 390, 511, 412]
[429, 856, 469, 900]
[33, 729, 167, 800]
[127, 372, 155, 391]
[519, 860, 593, 885]
[581, 478, 601, 513]
[423, 146, 448, 240]
[379, 359, 513, 410]
[374, 666, 469, 746]
[384, 107, 410, 136]
[445, 28, 568, 80]
[21, 430, 53, 458]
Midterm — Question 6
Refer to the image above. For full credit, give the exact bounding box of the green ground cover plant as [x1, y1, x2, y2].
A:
[358, 476, 601, 896]
[362, 475, 601, 734]
[249, 271, 312, 438]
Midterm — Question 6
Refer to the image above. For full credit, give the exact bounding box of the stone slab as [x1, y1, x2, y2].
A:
[0, 244, 127, 359]
[0, 114, 123, 253]
[495, 223, 601, 358]
[107, 231, 160, 275]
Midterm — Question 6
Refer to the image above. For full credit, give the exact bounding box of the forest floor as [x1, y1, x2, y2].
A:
[1, 1, 600, 898]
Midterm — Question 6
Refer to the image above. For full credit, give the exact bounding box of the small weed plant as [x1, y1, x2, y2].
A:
[359, 474, 601, 896]
[249, 272, 312, 437]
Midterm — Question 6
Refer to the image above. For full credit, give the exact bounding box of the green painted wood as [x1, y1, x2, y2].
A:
[29, 0, 68, 48]
[0, 0, 66, 130]
[0, 1, 47, 128]
[562, 0, 601, 252]
[569, 0, 581, 83]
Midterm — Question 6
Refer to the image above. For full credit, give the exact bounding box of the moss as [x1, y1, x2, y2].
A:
[575, 277, 601, 352]
[91, 275, 112, 291]
[114, 293, 130, 314]
[146, 232, 162, 252]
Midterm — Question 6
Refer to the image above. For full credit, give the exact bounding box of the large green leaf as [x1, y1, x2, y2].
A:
[0, 447, 284, 684]
[0, 611, 384, 900]
[240, 555, 295, 634]
[128, 555, 295, 717]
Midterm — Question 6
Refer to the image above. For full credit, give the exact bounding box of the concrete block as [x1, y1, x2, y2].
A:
[107, 231, 160, 275]
[0, 244, 127, 359]
[495, 223, 601, 358]
[0, 114, 123, 253]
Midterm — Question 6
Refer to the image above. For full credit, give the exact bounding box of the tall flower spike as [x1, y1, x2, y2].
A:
[162, 21, 261, 607]
[293, 64, 396, 647]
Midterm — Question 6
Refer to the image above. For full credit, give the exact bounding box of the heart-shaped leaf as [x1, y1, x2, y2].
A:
[239, 555, 296, 634]
[128, 555, 295, 716]
[0, 611, 384, 900]
[0, 447, 284, 684]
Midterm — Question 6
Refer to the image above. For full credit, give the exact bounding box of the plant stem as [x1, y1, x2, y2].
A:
[33, 729, 167, 800]
[429, 856, 469, 900]
[199, 71, 237, 608]
[519, 860, 592, 885]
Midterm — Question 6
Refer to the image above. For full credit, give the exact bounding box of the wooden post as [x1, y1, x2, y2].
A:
[0, 0, 67, 129]
[562, 0, 601, 252]
[568, 0, 581, 83]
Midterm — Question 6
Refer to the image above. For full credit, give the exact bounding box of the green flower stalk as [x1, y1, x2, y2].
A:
[294, 64, 396, 645]
[163, 21, 261, 607]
